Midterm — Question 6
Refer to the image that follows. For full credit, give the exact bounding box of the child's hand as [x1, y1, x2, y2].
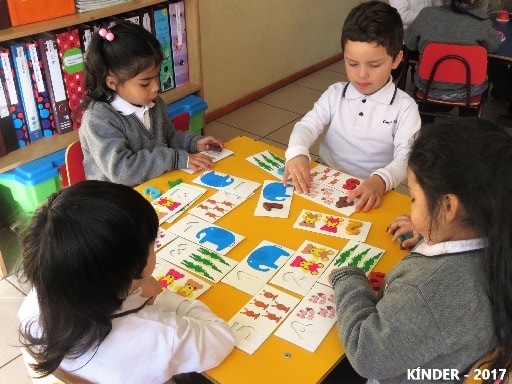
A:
[283, 155, 311, 193]
[387, 214, 420, 250]
[187, 153, 215, 172]
[346, 174, 386, 212]
[137, 276, 163, 305]
[197, 136, 224, 152]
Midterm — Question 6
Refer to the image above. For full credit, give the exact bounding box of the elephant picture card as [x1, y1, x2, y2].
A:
[316, 240, 386, 287]
[221, 240, 295, 295]
[274, 282, 336, 353]
[228, 284, 300, 355]
[157, 237, 239, 283]
[152, 256, 211, 299]
[192, 170, 261, 199]
[150, 182, 207, 224]
[268, 240, 340, 296]
[188, 190, 246, 223]
[254, 180, 294, 218]
[245, 150, 287, 180]
[168, 214, 245, 255]
[293, 209, 372, 243]
[182, 147, 234, 174]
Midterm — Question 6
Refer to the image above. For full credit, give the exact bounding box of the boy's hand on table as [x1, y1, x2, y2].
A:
[387, 214, 420, 250]
[283, 155, 311, 194]
[187, 153, 215, 172]
[197, 136, 224, 152]
[347, 174, 385, 212]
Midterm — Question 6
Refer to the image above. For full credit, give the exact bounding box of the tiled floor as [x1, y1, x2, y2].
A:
[0, 59, 508, 383]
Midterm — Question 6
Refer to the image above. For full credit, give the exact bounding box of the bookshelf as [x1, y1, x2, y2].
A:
[0, 0, 202, 173]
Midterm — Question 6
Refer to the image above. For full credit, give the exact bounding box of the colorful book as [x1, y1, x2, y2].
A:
[0, 46, 30, 147]
[77, 24, 95, 60]
[9, 40, 44, 143]
[152, 4, 175, 92]
[169, 0, 189, 87]
[36, 33, 73, 135]
[0, 78, 19, 153]
[25, 39, 57, 138]
[0, 0, 10, 30]
[53, 28, 86, 130]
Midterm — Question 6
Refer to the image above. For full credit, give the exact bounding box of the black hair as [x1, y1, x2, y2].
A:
[408, 118, 512, 378]
[81, 21, 163, 110]
[341, 1, 404, 59]
[18, 180, 159, 376]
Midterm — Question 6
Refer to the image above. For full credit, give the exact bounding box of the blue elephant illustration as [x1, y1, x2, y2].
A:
[262, 182, 292, 201]
[200, 171, 234, 187]
[246, 245, 290, 272]
[196, 227, 235, 251]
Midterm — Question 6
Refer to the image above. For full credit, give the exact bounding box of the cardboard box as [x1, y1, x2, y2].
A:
[7, 0, 76, 27]
[167, 95, 207, 135]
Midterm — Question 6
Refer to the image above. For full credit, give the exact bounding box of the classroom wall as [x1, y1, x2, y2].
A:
[198, 0, 361, 116]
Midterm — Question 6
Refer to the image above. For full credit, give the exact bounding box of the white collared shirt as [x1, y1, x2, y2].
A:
[110, 95, 155, 130]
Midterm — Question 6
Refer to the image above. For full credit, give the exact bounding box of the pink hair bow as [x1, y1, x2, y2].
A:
[98, 28, 115, 41]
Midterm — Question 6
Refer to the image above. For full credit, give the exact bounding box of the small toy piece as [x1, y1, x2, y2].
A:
[397, 233, 413, 243]
[168, 178, 183, 189]
[263, 202, 284, 211]
[143, 186, 161, 199]
[368, 271, 385, 291]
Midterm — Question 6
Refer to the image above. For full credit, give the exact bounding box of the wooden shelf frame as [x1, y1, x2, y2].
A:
[0, 0, 202, 173]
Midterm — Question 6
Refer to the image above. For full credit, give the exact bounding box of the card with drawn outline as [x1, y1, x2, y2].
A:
[182, 148, 234, 174]
[192, 170, 261, 199]
[167, 214, 245, 255]
[254, 180, 294, 218]
[157, 237, 238, 283]
[274, 282, 336, 352]
[188, 190, 246, 223]
[228, 284, 300, 355]
[316, 240, 385, 287]
[150, 183, 207, 224]
[293, 209, 371, 242]
[269, 240, 340, 296]
[154, 226, 178, 252]
[152, 257, 211, 299]
[221, 240, 295, 295]
[245, 150, 287, 180]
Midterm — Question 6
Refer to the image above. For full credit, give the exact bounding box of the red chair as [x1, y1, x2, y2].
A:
[413, 42, 489, 120]
[60, 140, 85, 187]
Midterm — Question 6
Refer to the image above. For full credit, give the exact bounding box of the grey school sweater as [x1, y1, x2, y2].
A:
[329, 245, 495, 384]
[79, 96, 201, 187]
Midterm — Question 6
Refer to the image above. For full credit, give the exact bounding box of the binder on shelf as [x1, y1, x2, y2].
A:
[0, 80, 19, 155]
[140, 7, 153, 34]
[77, 24, 95, 60]
[25, 39, 57, 138]
[120, 11, 140, 25]
[53, 28, 86, 130]
[152, 4, 175, 92]
[9, 41, 44, 143]
[0, 0, 11, 30]
[36, 33, 73, 135]
[0, 46, 30, 147]
[169, 0, 189, 87]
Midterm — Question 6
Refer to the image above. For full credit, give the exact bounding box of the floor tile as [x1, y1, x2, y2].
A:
[204, 121, 257, 143]
[216, 102, 301, 138]
[324, 60, 346, 74]
[0, 280, 25, 368]
[258, 84, 322, 115]
[0, 355, 32, 384]
[294, 69, 348, 92]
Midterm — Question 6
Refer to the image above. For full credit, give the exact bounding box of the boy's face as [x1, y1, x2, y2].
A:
[343, 40, 402, 95]
[106, 64, 161, 107]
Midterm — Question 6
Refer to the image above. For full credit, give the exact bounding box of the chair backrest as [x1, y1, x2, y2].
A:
[418, 42, 488, 85]
[62, 140, 85, 187]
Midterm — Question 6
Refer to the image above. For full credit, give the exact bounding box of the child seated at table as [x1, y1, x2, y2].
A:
[329, 117, 512, 383]
[283, 1, 421, 213]
[17, 181, 235, 383]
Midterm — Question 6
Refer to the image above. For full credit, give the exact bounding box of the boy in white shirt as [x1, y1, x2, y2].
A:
[283, 1, 421, 213]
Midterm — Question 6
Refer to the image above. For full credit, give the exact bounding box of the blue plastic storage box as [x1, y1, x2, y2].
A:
[167, 95, 207, 134]
[0, 149, 66, 213]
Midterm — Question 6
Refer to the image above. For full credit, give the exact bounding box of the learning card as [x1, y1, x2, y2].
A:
[296, 181, 357, 217]
[168, 214, 245, 255]
[222, 240, 295, 295]
[157, 237, 238, 283]
[309, 164, 363, 193]
[228, 284, 300, 355]
[150, 182, 207, 224]
[269, 240, 340, 296]
[182, 148, 234, 174]
[245, 150, 287, 180]
[316, 240, 386, 287]
[293, 209, 372, 242]
[254, 181, 294, 218]
[152, 256, 211, 299]
[274, 282, 336, 352]
[154, 226, 178, 252]
[188, 190, 246, 223]
[192, 170, 261, 199]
